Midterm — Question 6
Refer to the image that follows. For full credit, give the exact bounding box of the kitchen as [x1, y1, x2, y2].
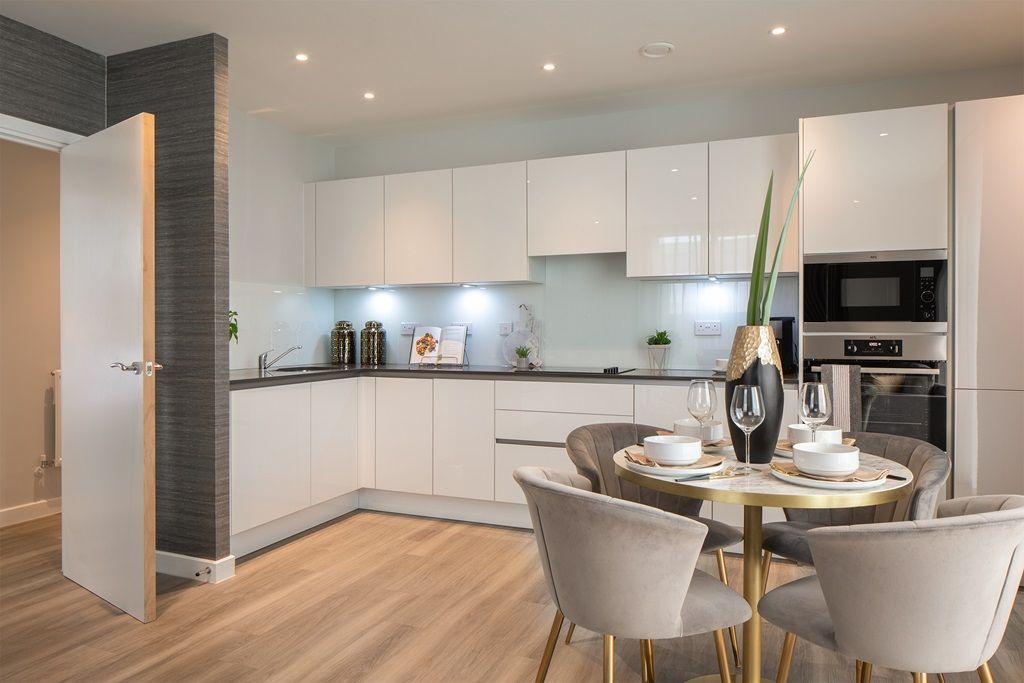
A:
[1, 2, 1023, 681]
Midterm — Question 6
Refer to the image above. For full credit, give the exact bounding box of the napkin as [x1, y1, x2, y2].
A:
[624, 446, 725, 470]
[775, 437, 857, 453]
[770, 461, 888, 483]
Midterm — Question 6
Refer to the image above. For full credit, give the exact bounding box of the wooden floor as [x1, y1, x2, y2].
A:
[1, 512, 1021, 682]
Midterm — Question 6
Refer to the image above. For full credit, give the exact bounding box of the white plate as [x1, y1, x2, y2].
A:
[626, 460, 726, 479]
[769, 468, 887, 490]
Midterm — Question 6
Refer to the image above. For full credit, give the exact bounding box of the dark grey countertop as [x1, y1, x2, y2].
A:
[230, 363, 799, 390]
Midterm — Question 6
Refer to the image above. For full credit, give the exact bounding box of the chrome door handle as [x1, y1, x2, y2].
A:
[144, 361, 164, 376]
[110, 361, 142, 375]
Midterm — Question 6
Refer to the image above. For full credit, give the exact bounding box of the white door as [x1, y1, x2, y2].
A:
[59, 114, 156, 622]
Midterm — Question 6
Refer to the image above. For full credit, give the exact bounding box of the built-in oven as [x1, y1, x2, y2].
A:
[804, 250, 947, 333]
[803, 334, 947, 450]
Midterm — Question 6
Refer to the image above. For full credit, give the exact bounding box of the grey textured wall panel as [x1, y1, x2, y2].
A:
[0, 15, 105, 135]
[107, 34, 230, 560]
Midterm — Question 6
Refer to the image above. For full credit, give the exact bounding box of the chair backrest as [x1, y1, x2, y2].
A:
[808, 495, 1024, 673]
[784, 431, 949, 526]
[514, 465, 707, 639]
[565, 423, 703, 517]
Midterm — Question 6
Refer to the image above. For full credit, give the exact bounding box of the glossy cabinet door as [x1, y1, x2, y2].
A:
[453, 161, 541, 283]
[374, 377, 433, 494]
[709, 134, 799, 275]
[314, 176, 385, 287]
[310, 379, 359, 505]
[433, 379, 495, 501]
[384, 169, 453, 285]
[954, 389, 1024, 497]
[494, 443, 575, 504]
[802, 103, 948, 254]
[626, 143, 709, 277]
[527, 151, 626, 256]
[954, 95, 1024, 392]
[230, 384, 311, 534]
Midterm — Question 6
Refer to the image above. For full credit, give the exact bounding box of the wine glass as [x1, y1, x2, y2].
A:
[687, 380, 717, 441]
[799, 382, 832, 443]
[730, 385, 765, 467]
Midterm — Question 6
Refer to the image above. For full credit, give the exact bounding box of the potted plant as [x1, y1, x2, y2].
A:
[514, 345, 532, 370]
[725, 151, 814, 464]
[646, 330, 671, 370]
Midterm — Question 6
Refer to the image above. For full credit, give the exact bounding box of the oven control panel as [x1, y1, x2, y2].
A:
[844, 338, 903, 357]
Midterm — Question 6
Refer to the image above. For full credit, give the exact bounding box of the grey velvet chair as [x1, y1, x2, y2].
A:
[760, 431, 950, 588]
[515, 466, 751, 683]
[563, 423, 745, 666]
[759, 495, 1024, 683]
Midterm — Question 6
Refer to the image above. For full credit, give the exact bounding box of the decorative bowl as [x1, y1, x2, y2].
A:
[792, 442, 860, 477]
[643, 435, 702, 466]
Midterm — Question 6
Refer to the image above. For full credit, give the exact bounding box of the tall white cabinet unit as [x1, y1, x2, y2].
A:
[384, 169, 453, 285]
[626, 143, 709, 277]
[953, 94, 1024, 499]
[375, 377, 434, 494]
[709, 134, 799, 274]
[801, 104, 948, 255]
[527, 151, 626, 256]
[314, 176, 385, 286]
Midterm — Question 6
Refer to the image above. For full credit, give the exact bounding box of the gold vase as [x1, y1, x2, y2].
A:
[725, 325, 784, 464]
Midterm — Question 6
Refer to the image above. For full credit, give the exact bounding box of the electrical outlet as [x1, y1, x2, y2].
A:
[498, 321, 513, 336]
[400, 322, 418, 335]
[452, 322, 473, 335]
[694, 320, 722, 336]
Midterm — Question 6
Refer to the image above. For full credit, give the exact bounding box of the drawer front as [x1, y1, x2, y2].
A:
[494, 381, 633, 415]
[495, 443, 576, 504]
[495, 410, 633, 444]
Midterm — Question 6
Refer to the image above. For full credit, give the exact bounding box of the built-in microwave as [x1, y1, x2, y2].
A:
[803, 250, 947, 332]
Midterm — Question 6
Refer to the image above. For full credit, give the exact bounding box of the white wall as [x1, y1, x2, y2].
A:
[229, 107, 336, 369]
[333, 253, 798, 369]
[333, 65, 1022, 177]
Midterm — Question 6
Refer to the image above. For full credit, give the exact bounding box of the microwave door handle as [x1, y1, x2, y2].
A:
[810, 366, 940, 376]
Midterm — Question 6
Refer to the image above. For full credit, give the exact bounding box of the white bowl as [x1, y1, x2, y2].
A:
[792, 442, 860, 477]
[714, 358, 729, 372]
[673, 418, 724, 442]
[644, 435, 702, 466]
[787, 423, 843, 445]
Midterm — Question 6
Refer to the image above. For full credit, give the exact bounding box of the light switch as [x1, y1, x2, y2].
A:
[400, 322, 418, 335]
[498, 322, 513, 336]
[694, 320, 722, 336]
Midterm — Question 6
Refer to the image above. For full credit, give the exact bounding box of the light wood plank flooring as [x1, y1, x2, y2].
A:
[1, 512, 1021, 682]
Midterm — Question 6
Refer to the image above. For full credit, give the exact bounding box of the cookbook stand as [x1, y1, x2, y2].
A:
[408, 337, 470, 368]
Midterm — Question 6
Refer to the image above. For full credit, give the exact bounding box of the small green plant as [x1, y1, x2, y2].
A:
[646, 330, 671, 346]
[514, 345, 531, 359]
[228, 310, 239, 343]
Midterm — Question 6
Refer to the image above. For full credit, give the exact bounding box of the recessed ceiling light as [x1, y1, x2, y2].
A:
[690, 196, 698, 201]
[295, 53, 309, 62]
[542, 62, 556, 72]
[670, 168, 679, 173]
[640, 42, 675, 58]
[363, 92, 376, 100]
[879, 132, 889, 137]
[770, 26, 787, 36]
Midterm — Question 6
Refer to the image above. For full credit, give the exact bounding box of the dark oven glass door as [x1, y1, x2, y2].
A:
[829, 261, 916, 322]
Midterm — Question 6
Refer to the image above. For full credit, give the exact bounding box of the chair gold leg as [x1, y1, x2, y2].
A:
[603, 635, 615, 683]
[713, 629, 733, 683]
[860, 662, 872, 683]
[640, 640, 649, 683]
[776, 632, 796, 683]
[761, 549, 773, 594]
[937, 675, 946, 683]
[564, 622, 576, 645]
[856, 660, 863, 682]
[644, 639, 655, 682]
[912, 674, 927, 683]
[977, 661, 994, 683]
[535, 611, 564, 683]
[715, 549, 742, 668]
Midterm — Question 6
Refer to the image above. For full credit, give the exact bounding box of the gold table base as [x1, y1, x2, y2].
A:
[687, 676, 776, 683]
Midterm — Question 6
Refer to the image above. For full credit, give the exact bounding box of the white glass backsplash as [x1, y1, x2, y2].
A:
[229, 281, 336, 369]
[332, 253, 798, 369]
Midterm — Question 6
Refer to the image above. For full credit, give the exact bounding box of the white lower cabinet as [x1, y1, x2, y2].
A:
[433, 379, 495, 501]
[495, 443, 576, 504]
[230, 383, 312, 534]
[954, 389, 1024, 497]
[375, 377, 434, 494]
[310, 379, 359, 505]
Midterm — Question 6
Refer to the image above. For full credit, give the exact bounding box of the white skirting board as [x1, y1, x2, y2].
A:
[358, 489, 533, 529]
[0, 497, 61, 527]
[230, 491, 361, 558]
[156, 550, 236, 584]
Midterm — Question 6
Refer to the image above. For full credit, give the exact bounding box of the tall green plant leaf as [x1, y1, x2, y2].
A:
[759, 150, 815, 325]
[746, 172, 774, 325]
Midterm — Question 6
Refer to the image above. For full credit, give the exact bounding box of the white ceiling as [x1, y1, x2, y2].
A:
[4, 0, 1022, 143]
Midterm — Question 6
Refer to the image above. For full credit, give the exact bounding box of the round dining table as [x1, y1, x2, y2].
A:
[612, 448, 914, 683]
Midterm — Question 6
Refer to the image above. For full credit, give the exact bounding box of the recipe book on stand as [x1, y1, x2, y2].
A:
[409, 325, 468, 366]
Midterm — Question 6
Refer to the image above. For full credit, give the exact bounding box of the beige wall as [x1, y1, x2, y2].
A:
[0, 140, 61, 516]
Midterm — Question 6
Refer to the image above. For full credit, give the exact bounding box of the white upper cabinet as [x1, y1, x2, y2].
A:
[384, 169, 453, 285]
[453, 161, 542, 283]
[626, 143, 709, 278]
[314, 176, 385, 287]
[801, 103, 949, 255]
[528, 151, 626, 256]
[709, 133, 799, 275]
